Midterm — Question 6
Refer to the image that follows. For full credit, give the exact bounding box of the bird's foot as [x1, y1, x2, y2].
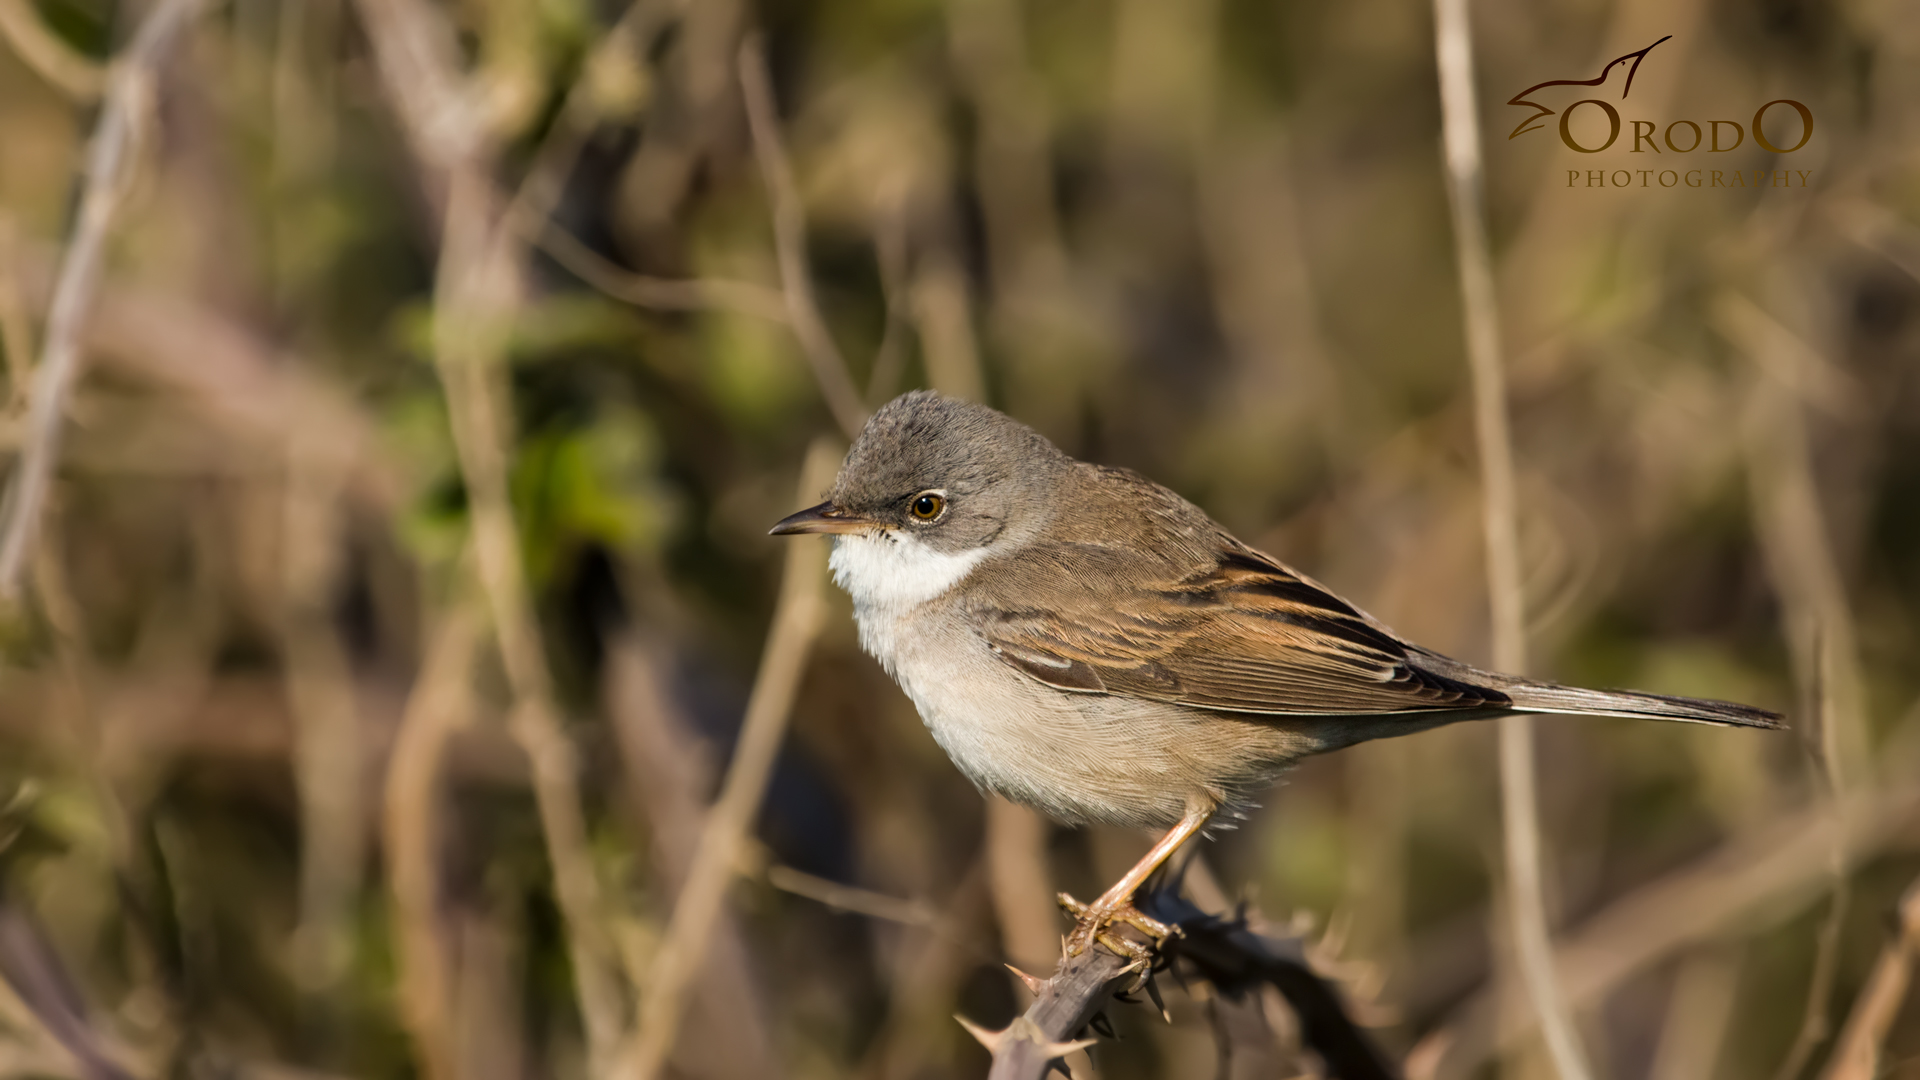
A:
[1057, 891, 1178, 963]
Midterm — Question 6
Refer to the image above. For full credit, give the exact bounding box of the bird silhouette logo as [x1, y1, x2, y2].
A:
[1506, 36, 1673, 140]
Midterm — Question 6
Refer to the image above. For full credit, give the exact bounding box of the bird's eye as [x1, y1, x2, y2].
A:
[909, 492, 946, 521]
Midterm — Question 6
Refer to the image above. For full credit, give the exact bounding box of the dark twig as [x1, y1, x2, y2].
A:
[1148, 892, 1401, 1080]
[0, 0, 199, 599]
[968, 890, 1399, 1080]
[974, 943, 1130, 1080]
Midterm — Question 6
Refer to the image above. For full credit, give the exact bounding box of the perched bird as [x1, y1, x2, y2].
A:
[771, 391, 1781, 956]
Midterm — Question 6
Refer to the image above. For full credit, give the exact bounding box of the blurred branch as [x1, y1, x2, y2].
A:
[765, 863, 944, 931]
[0, 218, 36, 412]
[738, 35, 869, 440]
[943, 0, 1068, 298]
[601, 633, 785, 1080]
[1430, 1, 1589, 1078]
[499, 2, 793, 325]
[0, 0, 200, 601]
[9, 244, 398, 508]
[1719, 290, 1867, 1080]
[346, 0, 475, 211]
[496, 0, 661, 238]
[1410, 777, 1920, 1080]
[0, 904, 139, 1080]
[624, 439, 839, 1080]
[283, 419, 367, 999]
[1829, 198, 1920, 287]
[0, 0, 104, 101]
[863, 211, 910, 404]
[533, 221, 789, 321]
[984, 800, 1059, 982]
[1647, 949, 1741, 1080]
[349, 0, 640, 1061]
[1819, 874, 1920, 1080]
[912, 250, 988, 405]
[385, 607, 482, 1080]
[433, 170, 626, 1067]
[858, 856, 994, 1078]
[1716, 293, 1869, 788]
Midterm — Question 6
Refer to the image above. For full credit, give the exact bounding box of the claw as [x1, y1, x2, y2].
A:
[1058, 891, 1181, 960]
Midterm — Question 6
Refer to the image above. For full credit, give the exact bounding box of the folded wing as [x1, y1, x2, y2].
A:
[977, 544, 1512, 716]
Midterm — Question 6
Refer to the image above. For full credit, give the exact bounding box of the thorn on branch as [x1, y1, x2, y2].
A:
[1006, 964, 1048, 996]
[982, 887, 1401, 1080]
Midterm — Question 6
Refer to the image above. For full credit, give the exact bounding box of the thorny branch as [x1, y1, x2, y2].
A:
[966, 890, 1400, 1080]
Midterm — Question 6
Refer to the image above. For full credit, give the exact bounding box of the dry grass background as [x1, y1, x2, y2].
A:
[0, 0, 1916, 1076]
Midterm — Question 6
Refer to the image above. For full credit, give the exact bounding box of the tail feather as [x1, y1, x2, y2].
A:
[1407, 647, 1784, 729]
[1500, 680, 1784, 730]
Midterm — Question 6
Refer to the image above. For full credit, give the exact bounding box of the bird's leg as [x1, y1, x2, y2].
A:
[1058, 802, 1214, 958]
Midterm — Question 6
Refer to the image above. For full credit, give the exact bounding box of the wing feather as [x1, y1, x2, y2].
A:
[976, 543, 1510, 716]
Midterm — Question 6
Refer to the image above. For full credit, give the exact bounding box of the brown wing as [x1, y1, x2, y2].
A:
[976, 545, 1511, 716]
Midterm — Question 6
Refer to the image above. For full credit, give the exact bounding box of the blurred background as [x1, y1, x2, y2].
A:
[0, 0, 1916, 1075]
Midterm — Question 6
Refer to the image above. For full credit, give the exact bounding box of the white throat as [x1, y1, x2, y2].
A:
[829, 531, 988, 667]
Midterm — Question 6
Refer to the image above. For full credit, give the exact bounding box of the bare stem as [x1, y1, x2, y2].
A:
[349, 0, 652, 1062]
[623, 439, 840, 1080]
[532, 219, 789, 322]
[0, 0, 105, 101]
[984, 800, 1060, 980]
[432, 167, 624, 1065]
[283, 420, 367, 997]
[1719, 291, 1868, 1080]
[1429, 1, 1590, 1078]
[0, 0, 200, 600]
[1818, 874, 1920, 1080]
[385, 606, 482, 1080]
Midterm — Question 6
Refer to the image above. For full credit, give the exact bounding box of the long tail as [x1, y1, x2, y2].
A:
[1411, 648, 1785, 729]
[1499, 680, 1784, 729]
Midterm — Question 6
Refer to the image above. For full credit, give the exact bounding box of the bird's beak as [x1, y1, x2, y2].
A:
[768, 500, 875, 536]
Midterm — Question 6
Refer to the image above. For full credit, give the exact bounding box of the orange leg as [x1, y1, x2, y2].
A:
[1059, 801, 1215, 959]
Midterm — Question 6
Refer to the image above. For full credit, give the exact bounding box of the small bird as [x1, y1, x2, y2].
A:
[771, 391, 1781, 956]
